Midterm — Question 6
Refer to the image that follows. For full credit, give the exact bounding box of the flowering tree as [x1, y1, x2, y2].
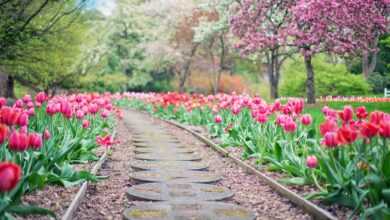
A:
[231, 0, 296, 99]
[288, 0, 389, 103]
[231, 0, 389, 102]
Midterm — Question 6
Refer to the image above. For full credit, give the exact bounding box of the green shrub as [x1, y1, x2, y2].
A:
[367, 72, 390, 94]
[280, 55, 371, 97]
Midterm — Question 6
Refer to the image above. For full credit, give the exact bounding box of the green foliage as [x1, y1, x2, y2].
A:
[368, 72, 390, 94]
[280, 55, 371, 97]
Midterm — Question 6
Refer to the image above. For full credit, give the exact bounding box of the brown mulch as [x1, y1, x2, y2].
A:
[72, 117, 135, 220]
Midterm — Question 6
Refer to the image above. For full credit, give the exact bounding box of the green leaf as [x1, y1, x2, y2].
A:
[278, 177, 307, 185]
[8, 204, 56, 219]
[382, 189, 390, 203]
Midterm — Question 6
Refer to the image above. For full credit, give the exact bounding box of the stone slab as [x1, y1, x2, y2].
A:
[130, 160, 208, 171]
[135, 153, 201, 161]
[123, 202, 256, 220]
[127, 183, 233, 201]
[129, 171, 222, 183]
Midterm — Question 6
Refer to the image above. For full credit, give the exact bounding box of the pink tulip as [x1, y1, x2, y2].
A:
[17, 113, 29, 127]
[35, 92, 47, 104]
[76, 110, 85, 119]
[0, 97, 6, 108]
[214, 115, 222, 124]
[306, 155, 318, 169]
[43, 129, 51, 140]
[8, 131, 29, 151]
[28, 133, 42, 150]
[300, 114, 312, 126]
[283, 119, 297, 133]
[322, 132, 338, 148]
[82, 120, 90, 129]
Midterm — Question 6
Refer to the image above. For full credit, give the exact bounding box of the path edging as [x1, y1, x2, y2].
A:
[162, 119, 338, 220]
[61, 129, 117, 220]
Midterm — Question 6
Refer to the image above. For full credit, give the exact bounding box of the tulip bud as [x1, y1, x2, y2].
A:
[0, 97, 6, 108]
[214, 115, 222, 124]
[322, 132, 338, 148]
[17, 113, 29, 127]
[306, 155, 318, 168]
[379, 121, 390, 138]
[76, 110, 85, 119]
[35, 92, 47, 104]
[356, 106, 368, 119]
[0, 162, 22, 192]
[82, 120, 90, 129]
[283, 119, 297, 133]
[43, 129, 51, 140]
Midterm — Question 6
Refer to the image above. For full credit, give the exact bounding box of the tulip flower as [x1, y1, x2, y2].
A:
[82, 119, 90, 129]
[319, 120, 338, 136]
[322, 132, 338, 148]
[0, 97, 6, 107]
[214, 115, 222, 124]
[0, 124, 8, 144]
[17, 113, 29, 127]
[0, 162, 22, 192]
[360, 122, 378, 139]
[43, 129, 51, 140]
[300, 114, 312, 126]
[337, 126, 358, 144]
[22, 95, 32, 103]
[8, 131, 29, 151]
[35, 92, 47, 104]
[306, 155, 318, 168]
[256, 114, 268, 124]
[356, 106, 368, 119]
[283, 119, 297, 133]
[338, 106, 353, 123]
[379, 121, 390, 138]
[76, 110, 85, 119]
[14, 99, 23, 108]
[100, 110, 110, 118]
[370, 111, 384, 125]
[28, 133, 43, 150]
[96, 135, 118, 148]
[0, 107, 20, 126]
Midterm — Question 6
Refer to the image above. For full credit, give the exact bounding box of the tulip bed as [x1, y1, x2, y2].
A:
[118, 92, 390, 219]
[0, 93, 119, 218]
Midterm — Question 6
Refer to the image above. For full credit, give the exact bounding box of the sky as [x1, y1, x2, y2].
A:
[87, 0, 117, 16]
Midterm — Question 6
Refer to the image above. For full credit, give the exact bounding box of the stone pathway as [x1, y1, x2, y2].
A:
[123, 111, 256, 220]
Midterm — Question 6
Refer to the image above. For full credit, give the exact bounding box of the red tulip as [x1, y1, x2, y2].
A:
[8, 131, 29, 151]
[337, 126, 358, 144]
[360, 122, 378, 139]
[370, 111, 384, 125]
[319, 120, 338, 136]
[0, 162, 22, 192]
[379, 121, 390, 138]
[300, 114, 312, 126]
[256, 114, 267, 124]
[0, 107, 20, 126]
[306, 155, 318, 168]
[322, 132, 339, 148]
[214, 115, 222, 124]
[0, 124, 8, 144]
[356, 106, 368, 119]
[338, 106, 353, 123]
[60, 101, 72, 118]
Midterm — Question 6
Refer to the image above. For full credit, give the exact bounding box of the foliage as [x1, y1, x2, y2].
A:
[368, 72, 390, 94]
[280, 55, 371, 97]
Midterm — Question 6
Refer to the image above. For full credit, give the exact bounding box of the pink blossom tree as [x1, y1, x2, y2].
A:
[231, 0, 389, 103]
[231, 0, 296, 99]
[288, 0, 389, 103]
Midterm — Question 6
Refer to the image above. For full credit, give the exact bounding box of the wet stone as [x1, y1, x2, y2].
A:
[127, 183, 233, 201]
[129, 170, 222, 183]
[135, 153, 201, 161]
[130, 160, 209, 171]
[123, 202, 255, 220]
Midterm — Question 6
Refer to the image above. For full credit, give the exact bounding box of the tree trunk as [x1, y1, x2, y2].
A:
[267, 50, 280, 99]
[362, 50, 377, 79]
[7, 76, 14, 98]
[0, 72, 8, 97]
[179, 44, 198, 93]
[304, 55, 316, 104]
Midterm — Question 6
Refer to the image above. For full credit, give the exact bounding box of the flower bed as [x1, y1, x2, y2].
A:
[0, 93, 119, 218]
[118, 92, 390, 219]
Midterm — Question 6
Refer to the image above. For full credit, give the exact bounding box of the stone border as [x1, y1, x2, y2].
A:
[61, 129, 117, 220]
[162, 119, 338, 220]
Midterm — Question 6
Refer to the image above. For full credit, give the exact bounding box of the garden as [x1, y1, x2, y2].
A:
[0, 0, 389, 220]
